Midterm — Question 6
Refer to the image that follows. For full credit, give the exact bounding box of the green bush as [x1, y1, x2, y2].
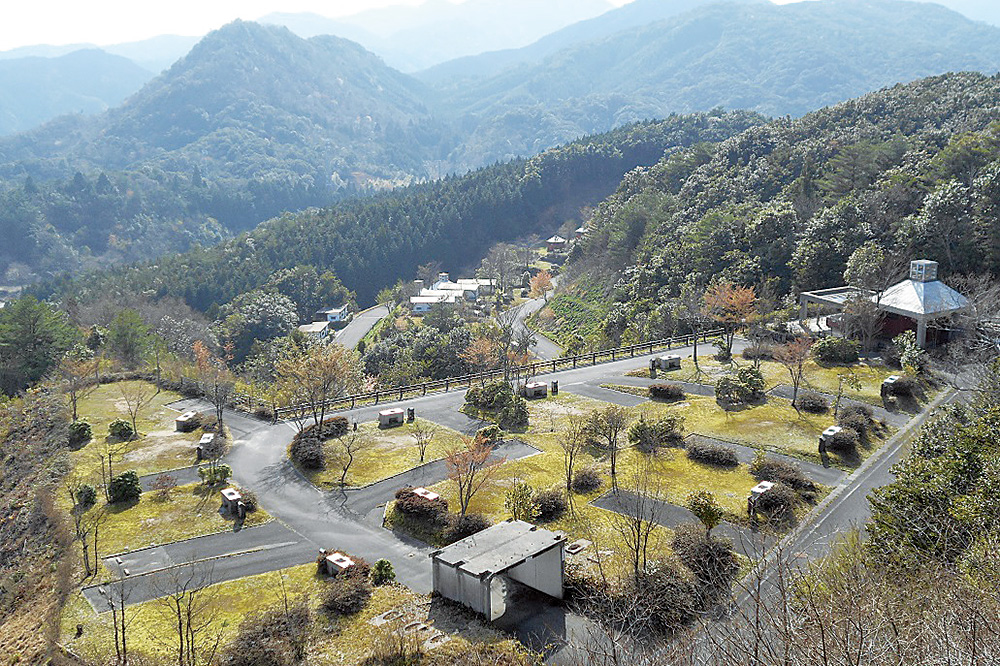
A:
[498, 396, 529, 430]
[68, 420, 92, 447]
[628, 415, 684, 453]
[108, 471, 141, 504]
[199, 464, 232, 485]
[735, 366, 766, 398]
[76, 484, 97, 508]
[475, 424, 503, 446]
[467, 381, 515, 411]
[108, 419, 134, 441]
[812, 337, 860, 364]
[290, 436, 325, 470]
[370, 559, 395, 586]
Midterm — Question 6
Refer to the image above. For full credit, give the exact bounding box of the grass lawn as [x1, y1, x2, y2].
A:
[300, 419, 468, 489]
[85, 482, 271, 558]
[625, 355, 899, 406]
[71, 380, 202, 482]
[61, 563, 511, 664]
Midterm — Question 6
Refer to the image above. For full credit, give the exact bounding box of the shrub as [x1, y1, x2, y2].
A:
[534, 489, 568, 522]
[394, 487, 448, 523]
[840, 403, 874, 424]
[371, 559, 396, 586]
[826, 428, 859, 455]
[290, 436, 325, 470]
[467, 381, 515, 411]
[199, 464, 232, 485]
[838, 412, 870, 439]
[321, 576, 372, 616]
[629, 560, 700, 634]
[716, 366, 765, 405]
[498, 396, 529, 430]
[108, 418, 134, 441]
[750, 453, 816, 492]
[240, 490, 258, 513]
[735, 366, 766, 398]
[686, 440, 739, 467]
[108, 471, 141, 504]
[68, 420, 92, 448]
[649, 383, 685, 401]
[754, 481, 798, 520]
[798, 391, 829, 413]
[571, 467, 602, 494]
[475, 424, 502, 446]
[75, 484, 97, 508]
[628, 415, 685, 453]
[253, 405, 275, 421]
[442, 513, 491, 544]
[812, 337, 860, 364]
[671, 524, 739, 587]
[742, 344, 773, 361]
[885, 375, 917, 397]
[220, 600, 311, 666]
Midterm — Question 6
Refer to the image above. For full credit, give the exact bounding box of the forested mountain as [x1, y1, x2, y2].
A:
[432, 0, 1000, 171]
[417, 0, 765, 84]
[561, 72, 1000, 345]
[0, 49, 152, 135]
[0, 21, 449, 284]
[262, 0, 613, 72]
[41, 111, 763, 310]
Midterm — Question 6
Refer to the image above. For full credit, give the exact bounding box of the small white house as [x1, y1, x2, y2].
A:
[297, 321, 330, 341]
[431, 520, 566, 621]
[220, 488, 242, 513]
[378, 408, 406, 428]
[574, 226, 588, 240]
[316, 305, 351, 324]
[522, 381, 548, 399]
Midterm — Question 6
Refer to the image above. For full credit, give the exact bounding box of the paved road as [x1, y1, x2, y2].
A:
[511, 296, 564, 361]
[335, 305, 389, 349]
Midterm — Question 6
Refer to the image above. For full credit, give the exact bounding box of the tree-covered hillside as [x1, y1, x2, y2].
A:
[434, 0, 1000, 171]
[566, 72, 1000, 344]
[40, 111, 762, 311]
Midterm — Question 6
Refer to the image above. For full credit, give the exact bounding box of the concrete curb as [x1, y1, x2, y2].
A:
[100, 517, 275, 560]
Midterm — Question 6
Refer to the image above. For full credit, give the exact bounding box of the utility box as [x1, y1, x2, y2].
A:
[522, 381, 548, 399]
[551, 380, 559, 395]
[324, 552, 356, 577]
[407, 408, 415, 423]
[379, 408, 405, 428]
[819, 425, 843, 454]
[651, 355, 682, 371]
[413, 487, 441, 502]
[881, 375, 902, 398]
[220, 487, 241, 513]
[175, 411, 198, 432]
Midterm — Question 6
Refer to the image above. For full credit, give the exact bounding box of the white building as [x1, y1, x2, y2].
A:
[297, 321, 330, 341]
[431, 520, 565, 621]
[409, 272, 493, 312]
[315, 305, 352, 323]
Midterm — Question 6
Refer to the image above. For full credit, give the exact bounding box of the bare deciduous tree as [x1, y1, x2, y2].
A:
[446, 437, 505, 515]
[277, 343, 363, 427]
[560, 420, 587, 495]
[608, 460, 662, 583]
[154, 567, 224, 666]
[119, 381, 155, 438]
[774, 337, 813, 409]
[586, 405, 631, 489]
[333, 432, 373, 486]
[57, 350, 98, 422]
[410, 420, 437, 463]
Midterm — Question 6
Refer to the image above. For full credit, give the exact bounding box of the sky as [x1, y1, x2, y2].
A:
[0, 0, 987, 52]
[0, 0, 632, 50]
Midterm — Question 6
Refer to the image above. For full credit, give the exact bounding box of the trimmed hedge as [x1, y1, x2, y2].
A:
[108, 418, 134, 441]
[289, 416, 350, 470]
[798, 391, 829, 413]
[672, 524, 739, 587]
[321, 576, 372, 616]
[750, 455, 817, 493]
[68, 420, 92, 448]
[649, 383, 685, 401]
[686, 440, 739, 467]
[884, 376, 917, 397]
[826, 428, 859, 455]
[394, 487, 449, 523]
[109, 471, 142, 504]
[812, 337, 860, 364]
[754, 481, 798, 519]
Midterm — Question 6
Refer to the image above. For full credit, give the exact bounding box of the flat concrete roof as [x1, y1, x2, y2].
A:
[799, 286, 870, 307]
[433, 520, 565, 577]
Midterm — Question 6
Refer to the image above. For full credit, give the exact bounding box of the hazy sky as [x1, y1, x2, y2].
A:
[0, 0, 933, 51]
